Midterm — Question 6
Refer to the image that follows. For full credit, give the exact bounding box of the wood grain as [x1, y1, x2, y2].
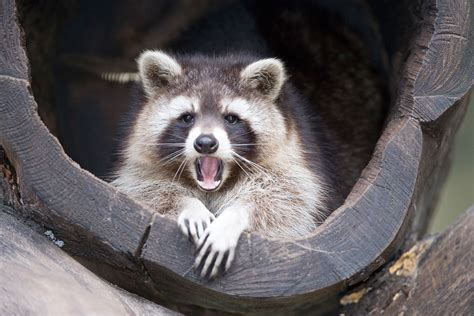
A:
[0, 0, 472, 313]
[0, 206, 179, 316]
[140, 119, 422, 312]
[0, 0, 28, 80]
[412, 0, 474, 122]
[341, 206, 474, 314]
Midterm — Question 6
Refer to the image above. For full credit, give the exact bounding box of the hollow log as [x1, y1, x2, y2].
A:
[0, 0, 472, 314]
[340, 206, 474, 315]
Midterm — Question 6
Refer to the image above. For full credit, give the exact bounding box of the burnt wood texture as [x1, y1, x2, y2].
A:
[0, 0, 472, 314]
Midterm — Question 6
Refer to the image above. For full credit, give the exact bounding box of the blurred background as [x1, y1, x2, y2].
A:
[429, 96, 473, 233]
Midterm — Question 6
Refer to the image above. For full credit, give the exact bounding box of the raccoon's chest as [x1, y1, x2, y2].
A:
[195, 188, 237, 216]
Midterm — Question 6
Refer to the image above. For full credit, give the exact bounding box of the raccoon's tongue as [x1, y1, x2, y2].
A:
[197, 156, 221, 190]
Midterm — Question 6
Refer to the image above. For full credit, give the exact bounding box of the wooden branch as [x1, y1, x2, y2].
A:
[0, 0, 472, 313]
[340, 206, 474, 314]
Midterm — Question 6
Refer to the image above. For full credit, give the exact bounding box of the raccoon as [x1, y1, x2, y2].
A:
[111, 50, 343, 278]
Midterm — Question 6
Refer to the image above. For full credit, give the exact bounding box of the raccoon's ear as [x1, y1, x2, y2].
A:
[137, 50, 182, 96]
[240, 58, 287, 100]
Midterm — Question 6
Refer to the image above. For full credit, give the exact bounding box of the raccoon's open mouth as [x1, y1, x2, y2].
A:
[195, 156, 224, 191]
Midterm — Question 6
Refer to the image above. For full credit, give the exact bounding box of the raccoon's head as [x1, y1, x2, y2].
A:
[127, 50, 288, 192]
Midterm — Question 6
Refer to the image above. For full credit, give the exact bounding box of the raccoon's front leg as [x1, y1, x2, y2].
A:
[195, 202, 250, 278]
[177, 197, 215, 245]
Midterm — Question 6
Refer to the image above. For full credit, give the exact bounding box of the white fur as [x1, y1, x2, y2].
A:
[112, 55, 331, 278]
[184, 126, 201, 159]
[240, 58, 286, 100]
[138, 50, 182, 96]
[194, 201, 250, 278]
[184, 125, 233, 185]
[185, 125, 231, 159]
[150, 96, 195, 134]
[177, 197, 215, 244]
[118, 95, 197, 173]
[207, 141, 328, 240]
[115, 92, 326, 239]
[111, 175, 193, 217]
[212, 127, 232, 159]
[225, 98, 251, 118]
[222, 97, 288, 153]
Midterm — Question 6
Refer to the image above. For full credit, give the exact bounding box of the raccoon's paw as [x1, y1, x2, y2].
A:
[194, 209, 248, 279]
[177, 198, 215, 246]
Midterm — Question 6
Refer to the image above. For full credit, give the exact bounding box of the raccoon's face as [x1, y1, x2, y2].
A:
[131, 51, 287, 192]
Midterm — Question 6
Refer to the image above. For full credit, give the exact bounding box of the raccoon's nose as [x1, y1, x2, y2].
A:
[194, 134, 219, 154]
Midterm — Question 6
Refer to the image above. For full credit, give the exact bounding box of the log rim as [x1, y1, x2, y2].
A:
[0, 0, 472, 311]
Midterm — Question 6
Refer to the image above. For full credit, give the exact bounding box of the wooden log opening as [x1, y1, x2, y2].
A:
[0, 0, 472, 314]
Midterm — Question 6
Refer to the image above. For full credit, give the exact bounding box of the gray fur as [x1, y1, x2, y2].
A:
[112, 51, 340, 241]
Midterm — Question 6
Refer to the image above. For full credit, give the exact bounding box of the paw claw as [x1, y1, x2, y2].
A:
[210, 252, 225, 278]
[180, 201, 247, 279]
[225, 249, 235, 272]
[194, 236, 211, 268]
[201, 251, 217, 279]
[193, 224, 239, 278]
[177, 198, 214, 247]
[196, 233, 209, 254]
[196, 222, 203, 240]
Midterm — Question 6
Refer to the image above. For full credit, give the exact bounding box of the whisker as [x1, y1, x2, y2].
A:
[230, 143, 261, 147]
[231, 130, 256, 138]
[231, 156, 253, 179]
[156, 143, 186, 146]
[231, 151, 268, 174]
[159, 131, 187, 142]
[166, 133, 187, 141]
[230, 152, 262, 177]
[158, 148, 185, 164]
[172, 157, 188, 184]
[161, 153, 185, 166]
[177, 158, 189, 181]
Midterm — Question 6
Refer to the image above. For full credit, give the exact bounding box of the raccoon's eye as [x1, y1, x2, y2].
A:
[179, 113, 194, 125]
[224, 114, 239, 125]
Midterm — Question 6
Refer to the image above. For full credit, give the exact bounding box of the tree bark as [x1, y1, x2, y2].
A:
[340, 206, 474, 315]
